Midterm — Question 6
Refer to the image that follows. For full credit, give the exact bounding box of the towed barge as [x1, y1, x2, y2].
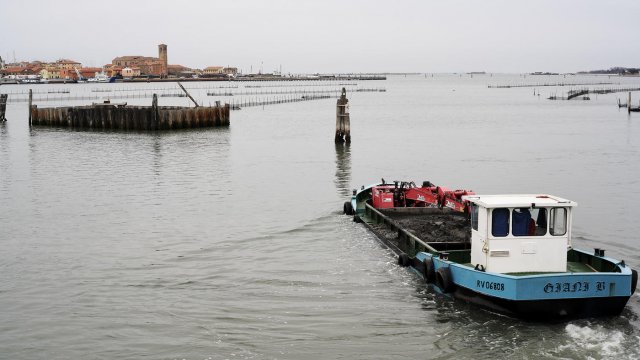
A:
[344, 180, 637, 320]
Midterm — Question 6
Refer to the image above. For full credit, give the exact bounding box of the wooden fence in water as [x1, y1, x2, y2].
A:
[30, 94, 229, 131]
[10, 92, 186, 103]
[207, 87, 385, 96]
[488, 81, 617, 88]
[548, 86, 640, 101]
[228, 94, 332, 109]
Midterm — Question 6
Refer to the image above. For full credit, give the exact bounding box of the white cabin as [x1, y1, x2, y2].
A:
[462, 194, 577, 274]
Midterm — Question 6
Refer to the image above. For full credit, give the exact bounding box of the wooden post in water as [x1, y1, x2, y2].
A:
[177, 82, 199, 107]
[0, 94, 7, 121]
[152, 94, 158, 130]
[335, 88, 351, 143]
[28, 89, 33, 127]
[628, 92, 632, 114]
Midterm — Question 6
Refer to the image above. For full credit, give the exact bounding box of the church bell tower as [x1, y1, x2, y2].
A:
[158, 44, 168, 77]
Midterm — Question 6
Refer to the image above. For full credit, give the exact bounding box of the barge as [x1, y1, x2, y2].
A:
[344, 180, 638, 320]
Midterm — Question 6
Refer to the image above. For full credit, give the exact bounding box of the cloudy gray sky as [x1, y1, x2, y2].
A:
[2, 0, 639, 73]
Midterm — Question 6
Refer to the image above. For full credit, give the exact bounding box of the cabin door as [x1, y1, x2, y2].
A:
[470, 206, 488, 269]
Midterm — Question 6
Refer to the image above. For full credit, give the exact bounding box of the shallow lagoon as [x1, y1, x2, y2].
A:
[1, 74, 639, 359]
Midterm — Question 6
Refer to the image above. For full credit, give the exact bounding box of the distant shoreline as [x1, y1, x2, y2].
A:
[0, 74, 387, 85]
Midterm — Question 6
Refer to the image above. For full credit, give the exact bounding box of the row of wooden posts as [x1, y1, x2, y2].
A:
[622, 92, 640, 113]
[207, 88, 385, 96]
[229, 94, 332, 109]
[9, 92, 187, 103]
[26, 88, 229, 130]
[489, 81, 616, 88]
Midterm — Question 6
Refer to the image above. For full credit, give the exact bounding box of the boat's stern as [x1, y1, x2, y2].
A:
[414, 250, 637, 319]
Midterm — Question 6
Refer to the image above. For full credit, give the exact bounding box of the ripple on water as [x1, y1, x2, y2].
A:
[545, 321, 640, 360]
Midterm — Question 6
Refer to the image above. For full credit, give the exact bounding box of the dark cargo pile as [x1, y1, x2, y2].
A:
[369, 210, 471, 244]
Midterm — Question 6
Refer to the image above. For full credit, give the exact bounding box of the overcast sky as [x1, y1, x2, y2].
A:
[2, 0, 639, 73]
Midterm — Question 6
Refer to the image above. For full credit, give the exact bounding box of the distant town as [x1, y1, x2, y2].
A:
[0, 43, 388, 84]
[0, 44, 239, 83]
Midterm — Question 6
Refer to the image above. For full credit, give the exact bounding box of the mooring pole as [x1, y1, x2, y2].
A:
[335, 87, 351, 143]
[628, 92, 632, 114]
[152, 93, 158, 130]
[28, 89, 33, 127]
[177, 82, 199, 107]
[0, 94, 7, 121]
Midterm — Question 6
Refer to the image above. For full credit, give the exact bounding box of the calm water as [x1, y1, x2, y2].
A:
[1, 75, 639, 359]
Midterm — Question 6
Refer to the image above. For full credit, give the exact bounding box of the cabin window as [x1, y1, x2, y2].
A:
[550, 208, 567, 236]
[470, 204, 479, 231]
[512, 208, 547, 236]
[491, 208, 509, 237]
[511, 208, 531, 236]
[532, 208, 547, 236]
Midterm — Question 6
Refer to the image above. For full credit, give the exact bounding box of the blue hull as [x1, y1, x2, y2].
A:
[413, 251, 635, 320]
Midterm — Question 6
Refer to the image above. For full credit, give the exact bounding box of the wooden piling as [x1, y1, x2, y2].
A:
[628, 92, 631, 114]
[28, 89, 33, 127]
[177, 82, 199, 107]
[0, 94, 7, 121]
[152, 94, 158, 130]
[335, 88, 351, 143]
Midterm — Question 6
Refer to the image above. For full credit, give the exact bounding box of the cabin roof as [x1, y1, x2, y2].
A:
[462, 194, 577, 208]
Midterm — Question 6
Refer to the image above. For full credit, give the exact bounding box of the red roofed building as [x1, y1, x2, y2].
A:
[1, 66, 37, 75]
[110, 44, 168, 77]
[103, 64, 123, 77]
[60, 67, 103, 80]
[55, 59, 82, 70]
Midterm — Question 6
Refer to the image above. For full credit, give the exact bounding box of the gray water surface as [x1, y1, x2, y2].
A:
[1, 75, 639, 359]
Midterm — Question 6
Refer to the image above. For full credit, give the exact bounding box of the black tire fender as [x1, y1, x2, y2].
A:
[632, 269, 638, 295]
[343, 201, 354, 215]
[436, 266, 455, 293]
[423, 258, 435, 283]
[398, 253, 410, 267]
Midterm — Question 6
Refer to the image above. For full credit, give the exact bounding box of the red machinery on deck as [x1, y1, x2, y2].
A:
[371, 180, 474, 213]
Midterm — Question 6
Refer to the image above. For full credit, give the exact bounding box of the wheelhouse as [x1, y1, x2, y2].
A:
[462, 194, 577, 274]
